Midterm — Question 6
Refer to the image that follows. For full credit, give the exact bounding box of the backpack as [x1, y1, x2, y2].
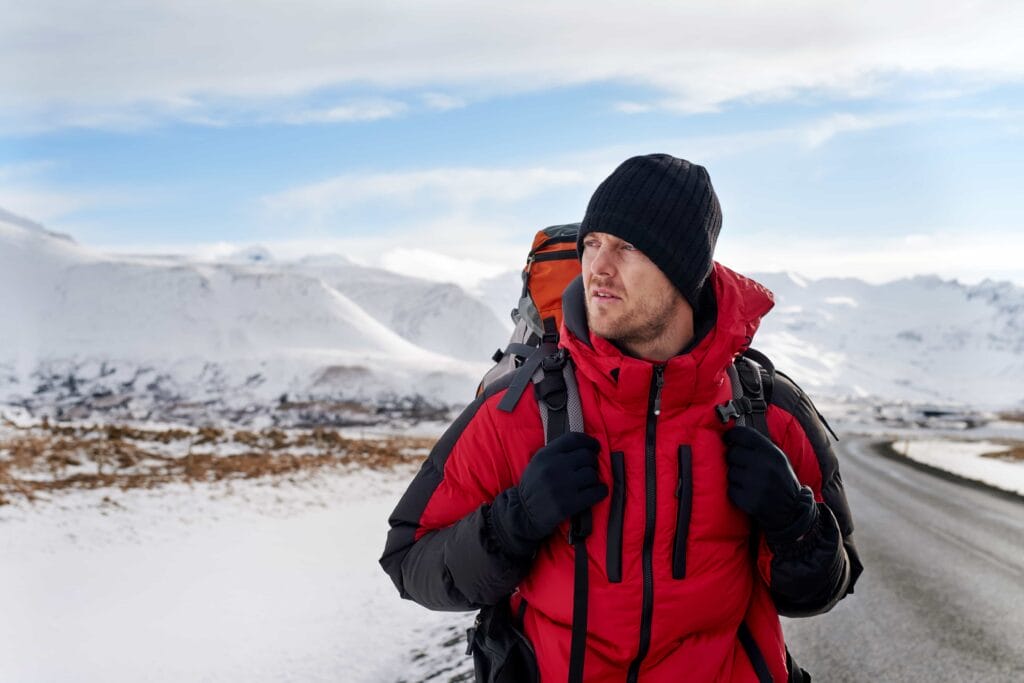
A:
[467, 223, 781, 683]
[477, 223, 581, 396]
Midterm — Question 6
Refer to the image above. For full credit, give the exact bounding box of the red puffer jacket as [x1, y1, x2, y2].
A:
[381, 263, 861, 682]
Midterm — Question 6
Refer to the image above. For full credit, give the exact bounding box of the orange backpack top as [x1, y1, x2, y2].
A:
[477, 223, 581, 395]
[517, 224, 582, 340]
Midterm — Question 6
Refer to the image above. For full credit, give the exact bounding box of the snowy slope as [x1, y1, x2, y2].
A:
[0, 212, 486, 410]
[750, 272, 1024, 408]
[288, 258, 509, 359]
[0, 206, 75, 242]
[476, 268, 523, 332]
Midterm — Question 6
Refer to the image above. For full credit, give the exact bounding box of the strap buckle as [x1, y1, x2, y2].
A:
[540, 348, 567, 371]
[715, 396, 767, 423]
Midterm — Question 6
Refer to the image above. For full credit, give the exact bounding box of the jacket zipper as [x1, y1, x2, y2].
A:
[626, 364, 664, 683]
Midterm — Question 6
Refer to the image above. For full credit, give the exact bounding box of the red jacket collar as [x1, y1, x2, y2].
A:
[560, 263, 775, 410]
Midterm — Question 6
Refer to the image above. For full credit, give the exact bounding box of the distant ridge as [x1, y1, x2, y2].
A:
[0, 214, 502, 415]
[0, 206, 75, 243]
[1, 210, 1022, 414]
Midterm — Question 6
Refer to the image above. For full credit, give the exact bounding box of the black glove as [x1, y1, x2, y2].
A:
[723, 426, 818, 545]
[489, 432, 608, 558]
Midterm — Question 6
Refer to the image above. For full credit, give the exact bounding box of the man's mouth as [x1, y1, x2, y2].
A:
[591, 288, 622, 301]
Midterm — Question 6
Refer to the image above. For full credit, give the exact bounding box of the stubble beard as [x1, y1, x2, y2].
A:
[585, 283, 683, 352]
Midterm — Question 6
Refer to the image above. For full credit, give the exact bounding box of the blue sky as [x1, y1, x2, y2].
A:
[3, 1, 1024, 285]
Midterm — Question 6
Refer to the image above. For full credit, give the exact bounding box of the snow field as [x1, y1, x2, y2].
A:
[1, 430, 1021, 681]
[0, 469, 469, 683]
[895, 438, 1024, 496]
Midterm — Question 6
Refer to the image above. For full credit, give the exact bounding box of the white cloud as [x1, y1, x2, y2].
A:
[278, 99, 408, 124]
[716, 229, 1024, 286]
[798, 106, 1024, 148]
[0, 161, 60, 181]
[5, 1, 1024, 131]
[614, 102, 655, 114]
[0, 187, 103, 224]
[262, 165, 594, 217]
[421, 93, 467, 111]
[379, 248, 510, 290]
[801, 112, 915, 148]
[258, 165, 599, 257]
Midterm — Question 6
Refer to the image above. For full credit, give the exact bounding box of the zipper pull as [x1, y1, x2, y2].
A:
[653, 366, 665, 416]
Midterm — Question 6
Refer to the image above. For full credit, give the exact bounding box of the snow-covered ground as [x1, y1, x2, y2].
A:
[3, 422, 1022, 683]
[0, 465, 473, 683]
[893, 438, 1024, 496]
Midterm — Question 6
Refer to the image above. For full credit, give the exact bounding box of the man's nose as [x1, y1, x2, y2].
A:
[588, 246, 616, 278]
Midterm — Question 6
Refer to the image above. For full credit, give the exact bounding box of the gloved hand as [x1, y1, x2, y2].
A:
[489, 432, 608, 558]
[723, 426, 818, 545]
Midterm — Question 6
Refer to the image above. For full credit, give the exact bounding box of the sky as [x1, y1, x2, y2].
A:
[2, 0, 1024, 287]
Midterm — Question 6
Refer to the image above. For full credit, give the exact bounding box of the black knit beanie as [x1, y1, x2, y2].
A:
[577, 154, 722, 309]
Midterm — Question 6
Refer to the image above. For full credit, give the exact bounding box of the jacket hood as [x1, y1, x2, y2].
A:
[560, 262, 775, 410]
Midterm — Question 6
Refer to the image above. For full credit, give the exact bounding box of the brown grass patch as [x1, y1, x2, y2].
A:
[0, 422, 435, 505]
[981, 444, 1024, 462]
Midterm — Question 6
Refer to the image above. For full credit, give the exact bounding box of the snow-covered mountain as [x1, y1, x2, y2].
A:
[0, 211, 506, 420]
[749, 272, 1024, 409]
[287, 258, 509, 358]
[2, 207, 1021, 422]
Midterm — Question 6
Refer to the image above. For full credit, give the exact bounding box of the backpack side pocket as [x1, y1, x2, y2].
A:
[466, 598, 538, 683]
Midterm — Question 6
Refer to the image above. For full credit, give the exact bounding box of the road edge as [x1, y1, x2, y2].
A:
[869, 440, 1024, 505]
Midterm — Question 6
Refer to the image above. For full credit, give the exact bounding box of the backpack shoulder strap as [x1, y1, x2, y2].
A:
[716, 349, 773, 439]
[496, 318, 574, 415]
[529, 320, 589, 683]
[717, 348, 840, 442]
[495, 318, 591, 683]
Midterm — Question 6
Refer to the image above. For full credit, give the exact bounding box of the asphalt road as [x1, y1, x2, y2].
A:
[782, 436, 1024, 682]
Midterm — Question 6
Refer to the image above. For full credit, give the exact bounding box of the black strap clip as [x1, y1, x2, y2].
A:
[540, 347, 567, 372]
[535, 354, 568, 412]
[715, 396, 767, 423]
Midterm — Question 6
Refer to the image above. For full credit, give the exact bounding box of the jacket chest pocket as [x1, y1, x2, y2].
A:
[605, 446, 694, 582]
[606, 451, 625, 583]
[673, 445, 693, 579]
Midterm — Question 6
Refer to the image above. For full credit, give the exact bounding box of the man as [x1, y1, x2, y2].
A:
[381, 154, 862, 682]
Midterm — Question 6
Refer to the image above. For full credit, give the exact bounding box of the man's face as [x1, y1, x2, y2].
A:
[580, 231, 691, 352]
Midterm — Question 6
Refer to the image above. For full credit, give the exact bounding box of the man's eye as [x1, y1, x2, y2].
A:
[584, 240, 600, 249]
[622, 243, 637, 251]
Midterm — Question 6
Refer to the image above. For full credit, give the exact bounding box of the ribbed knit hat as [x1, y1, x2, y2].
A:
[577, 154, 722, 309]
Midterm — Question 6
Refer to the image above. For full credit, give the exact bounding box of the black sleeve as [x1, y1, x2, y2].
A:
[766, 373, 864, 617]
[378, 377, 534, 611]
[380, 460, 532, 611]
[767, 503, 853, 616]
